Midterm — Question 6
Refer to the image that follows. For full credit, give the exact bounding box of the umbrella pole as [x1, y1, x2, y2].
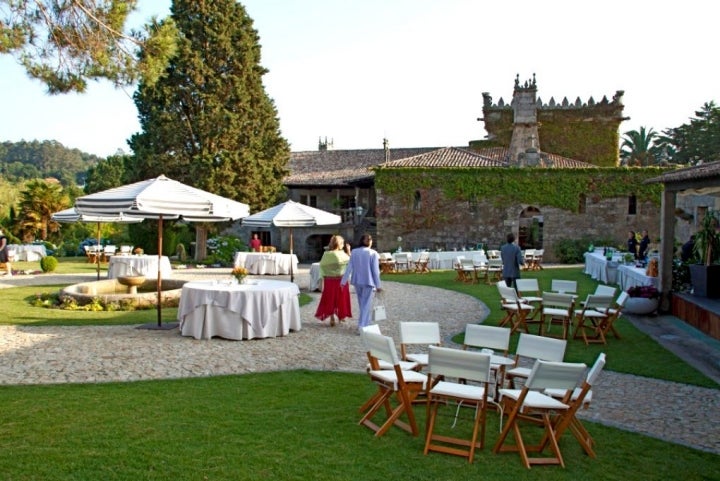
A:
[157, 215, 163, 327]
[96, 222, 101, 281]
[289, 228, 294, 283]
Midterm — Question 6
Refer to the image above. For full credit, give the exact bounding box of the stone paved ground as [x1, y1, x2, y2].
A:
[0, 267, 718, 455]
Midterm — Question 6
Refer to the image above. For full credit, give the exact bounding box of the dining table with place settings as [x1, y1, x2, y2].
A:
[107, 255, 173, 279]
[177, 279, 302, 340]
[233, 252, 298, 275]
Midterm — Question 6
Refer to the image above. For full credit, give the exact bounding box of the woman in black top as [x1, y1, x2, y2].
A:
[627, 231, 638, 259]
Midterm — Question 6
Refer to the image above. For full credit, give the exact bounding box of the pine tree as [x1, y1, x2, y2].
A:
[128, 0, 289, 212]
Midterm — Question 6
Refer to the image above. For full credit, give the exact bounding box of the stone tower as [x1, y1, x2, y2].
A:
[507, 74, 540, 166]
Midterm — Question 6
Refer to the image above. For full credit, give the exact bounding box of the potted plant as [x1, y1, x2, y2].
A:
[625, 285, 660, 314]
[689, 210, 720, 298]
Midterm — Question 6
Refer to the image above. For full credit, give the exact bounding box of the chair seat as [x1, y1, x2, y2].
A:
[502, 302, 534, 311]
[577, 309, 608, 318]
[368, 359, 419, 371]
[369, 369, 428, 390]
[505, 366, 532, 379]
[543, 307, 571, 317]
[498, 389, 570, 410]
[545, 387, 593, 404]
[406, 353, 429, 365]
[431, 381, 486, 401]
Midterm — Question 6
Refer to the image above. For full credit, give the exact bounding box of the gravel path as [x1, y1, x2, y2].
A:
[0, 268, 718, 455]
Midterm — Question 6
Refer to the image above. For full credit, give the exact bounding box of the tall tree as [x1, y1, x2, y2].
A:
[128, 0, 289, 212]
[0, 0, 177, 93]
[656, 102, 720, 165]
[620, 127, 659, 166]
[84, 154, 129, 193]
[16, 179, 69, 241]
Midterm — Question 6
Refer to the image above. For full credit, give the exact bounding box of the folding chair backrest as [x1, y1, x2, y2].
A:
[515, 278, 540, 294]
[399, 321, 441, 345]
[525, 360, 587, 391]
[584, 294, 614, 311]
[487, 249, 501, 259]
[594, 285, 617, 297]
[615, 291, 630, 308]
[361, 331, 401, 366]
[551, 279, 577, 294]
[515, 333, 567, 362]
[463, 324, 511, 352]
[380, 252, 393, 261]
[428, 346, 492, 384]
[497, 284, 520, 302]
[586, 353, 606, 386]
[541, 292, 575, 309]
[472, 253, 488, 266]
[362, 324, 382, 335]
[488, 258, 503, 269]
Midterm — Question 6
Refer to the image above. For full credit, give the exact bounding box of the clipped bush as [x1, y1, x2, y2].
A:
[554, 238, 592, 264]
[39, 255, 59, 273]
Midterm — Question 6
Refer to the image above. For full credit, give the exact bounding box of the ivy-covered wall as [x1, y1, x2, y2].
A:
[480, 103, 624, 167]
[374, 167, 668, 262]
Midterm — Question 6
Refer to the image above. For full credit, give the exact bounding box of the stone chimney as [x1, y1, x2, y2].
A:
[508, 74, 540, 166]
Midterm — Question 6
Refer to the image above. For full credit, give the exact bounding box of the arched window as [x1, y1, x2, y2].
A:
[628, 194, 637, 215]
[578, 193, 587, 214]
[413, 190, 421, 211]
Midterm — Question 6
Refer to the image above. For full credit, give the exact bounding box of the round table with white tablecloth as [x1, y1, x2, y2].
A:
[177, 279, 301, 340]
[7, 244, 47, 261]
[107, 255, 173, 279]
[233, 252, 298, 275]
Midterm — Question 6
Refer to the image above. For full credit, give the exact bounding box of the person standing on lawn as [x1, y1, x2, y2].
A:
[341, 233, 382, 332]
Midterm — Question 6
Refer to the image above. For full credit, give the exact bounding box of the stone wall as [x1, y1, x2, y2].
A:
[375, 192, 661, 263]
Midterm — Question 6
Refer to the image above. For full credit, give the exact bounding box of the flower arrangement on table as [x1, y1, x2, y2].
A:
[231, 266, 248, 283]
[626, 285, 660, 299]
[133, 247, 144, 255]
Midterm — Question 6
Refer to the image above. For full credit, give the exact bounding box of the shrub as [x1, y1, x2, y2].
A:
[554, 238, 593, 264]
[39, 255, 59, 273]
[206, 235, 245, 266]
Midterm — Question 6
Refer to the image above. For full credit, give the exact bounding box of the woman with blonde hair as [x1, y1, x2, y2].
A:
[315, 235, 352, 326]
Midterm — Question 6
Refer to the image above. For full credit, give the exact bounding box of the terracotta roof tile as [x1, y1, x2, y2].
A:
[645, 160, 720, 184]
[378, 147, 507, 168]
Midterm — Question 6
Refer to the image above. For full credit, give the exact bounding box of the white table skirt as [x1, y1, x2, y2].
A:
[107, 255, 173, 279]
[309, 262, 322, 291]
[617, 265, 659, 291]
[233, 252, 299, 275]
[388, 251, 480, 270]
[583, 251, 625, 283]
[8, 244, 47, 261]
[178, 279, 301, 340]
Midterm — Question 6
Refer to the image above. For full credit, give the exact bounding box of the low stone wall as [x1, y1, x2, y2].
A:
[60, 278, 186, 306]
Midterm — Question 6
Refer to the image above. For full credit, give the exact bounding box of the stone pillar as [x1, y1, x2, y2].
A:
[659, 189, 676, 311]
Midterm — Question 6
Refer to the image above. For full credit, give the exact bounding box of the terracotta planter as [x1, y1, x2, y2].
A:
[624, 297, 659, 315]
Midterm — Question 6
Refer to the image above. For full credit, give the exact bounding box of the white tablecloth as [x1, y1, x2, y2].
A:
[617, 265, 659, 291]
[583, 251, 623, 283]
[107, 255, 173, 279]
[178, 279, 302, 340]
[309, 262, 322, 291]
[8, 244, 47, 261]
[233, 252, 299, 275]
[390, 251, 480, 270]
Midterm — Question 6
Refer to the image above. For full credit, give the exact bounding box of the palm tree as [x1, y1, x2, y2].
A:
[621, 127, 659, 166]
[16, 180, 69, 242]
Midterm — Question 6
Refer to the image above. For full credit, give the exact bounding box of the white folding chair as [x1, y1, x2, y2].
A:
[572, 295, 614, 345]
[462, 324, 513, 398]
[497, 284, 534, 334]
[515, 278, 543, 320]
[505, 333, 567, 388]
[493, 360, 588, 468]
[423, 346, 493, 463]
[538, 292, 576, 340]
[398, 321, 441, 369]
[358, 331, 428, 437]
[545, 353, 606, 458]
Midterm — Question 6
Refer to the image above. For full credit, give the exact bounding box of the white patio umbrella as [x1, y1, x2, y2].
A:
[74, 175, 250, 328]
[51, 207, 144, 280]
[241, 200, 341, 282]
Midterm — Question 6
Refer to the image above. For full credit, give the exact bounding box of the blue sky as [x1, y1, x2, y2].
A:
[1, 0, 716, 157]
